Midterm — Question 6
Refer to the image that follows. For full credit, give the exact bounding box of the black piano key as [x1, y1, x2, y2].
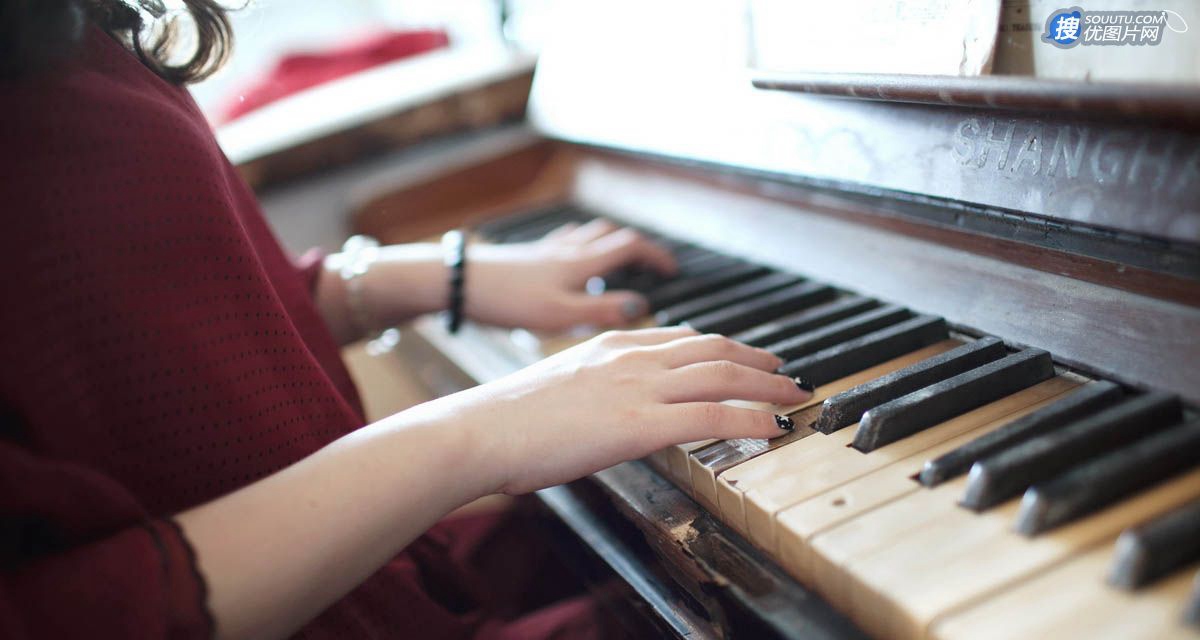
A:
[765, 304, 911, 362]
[656, 272, 803, 326]
[476, 207, 577, 237]
[813, 336, 1007, 435]
[779, 315, 949, 387]
[852, 349, 1055, 453]
[918, 380, 1124, 487]
[488, 209, 590, 242]
[499, 217, 577, 242]
[1185, 571, 1200, 628]
[960, 391, 1183, 511]
[645, 262, 769, 310]
[600, 251, 730, 294]
[684, 282, 837, 335]
[732, 296, 879, 348]
[1107, 497, 1200, 589]
[1016, 420, 1200, 536]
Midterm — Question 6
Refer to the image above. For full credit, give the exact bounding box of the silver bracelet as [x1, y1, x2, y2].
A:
[326, 235, 381, 338]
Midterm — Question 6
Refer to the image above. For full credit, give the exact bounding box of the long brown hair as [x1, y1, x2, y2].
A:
[0, 0, 233, 84]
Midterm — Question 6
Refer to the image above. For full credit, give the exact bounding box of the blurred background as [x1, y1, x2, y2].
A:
[189, 0, 558, 123]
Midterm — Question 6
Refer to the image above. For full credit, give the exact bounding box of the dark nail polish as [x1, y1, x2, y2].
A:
[775, 414, 794, 431]
[793, 376, 815, 393]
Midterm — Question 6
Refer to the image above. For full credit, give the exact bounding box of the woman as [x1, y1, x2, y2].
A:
[0, 2, 810, 638]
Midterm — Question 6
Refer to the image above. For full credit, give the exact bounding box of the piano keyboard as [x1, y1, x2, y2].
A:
[474, 205, 1200, 640]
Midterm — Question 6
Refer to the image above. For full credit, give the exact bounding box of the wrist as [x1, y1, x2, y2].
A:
[315, 260, 359, 345]
[358, 244, 448, 328]
[372, 392, 508, 499]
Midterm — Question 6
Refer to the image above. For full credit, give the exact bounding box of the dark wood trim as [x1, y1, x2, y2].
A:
[752, 71, 1200, 130]
[586, 147, 1200, 308]
[590, 462, 868, 640]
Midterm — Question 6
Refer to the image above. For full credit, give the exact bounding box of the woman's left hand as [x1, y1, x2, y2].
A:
[462, 219, 677, 331]
[319, 220, 678, 343]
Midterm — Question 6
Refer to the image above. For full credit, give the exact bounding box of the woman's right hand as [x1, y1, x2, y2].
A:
[418, 326, 813, 495]
[178, 326, 811, 640]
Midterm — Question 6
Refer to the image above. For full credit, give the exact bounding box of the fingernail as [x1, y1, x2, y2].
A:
[775, 414, 794, 431]
[621, 298, 646, 319]
[793, 376, 815, 393]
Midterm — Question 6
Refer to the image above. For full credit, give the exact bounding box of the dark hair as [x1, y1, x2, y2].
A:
[0, 0, 233, 84]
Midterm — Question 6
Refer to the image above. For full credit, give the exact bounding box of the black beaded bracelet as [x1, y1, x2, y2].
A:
[442, 230, 467, 334]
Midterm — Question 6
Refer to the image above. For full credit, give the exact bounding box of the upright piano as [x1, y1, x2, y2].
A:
[331, 3, 1200, 638]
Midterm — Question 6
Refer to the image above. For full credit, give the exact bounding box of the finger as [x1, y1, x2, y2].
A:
[646, 333, 783, 371]
[663, 403, 794, 442]
[539, 222, 580, 243]
[660, 361, 811, 405]
[582, 228, 677, 276]
[556, 291, 650, 327]
[597, 325, 700, 346]
[558, 218, 617, 245]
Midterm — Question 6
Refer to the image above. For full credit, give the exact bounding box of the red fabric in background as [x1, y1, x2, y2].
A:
[218, 29, 449, 123]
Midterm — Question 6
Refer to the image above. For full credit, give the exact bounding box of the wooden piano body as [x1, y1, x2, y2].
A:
[290, 3, 1200, 638]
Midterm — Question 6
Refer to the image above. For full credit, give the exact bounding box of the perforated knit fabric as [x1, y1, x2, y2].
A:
[0, 26, 599, 640]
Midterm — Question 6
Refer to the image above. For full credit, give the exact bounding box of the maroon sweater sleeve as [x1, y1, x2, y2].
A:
[0, 442, 210, 639]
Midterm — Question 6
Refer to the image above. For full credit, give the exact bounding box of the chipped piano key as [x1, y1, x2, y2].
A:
[1016, 419, 1200, 536]
[779, 315, 950, 392]
[683, 281, 836, 335]
[655, 272, 803, 326]
[813, 336, 1007, 435]
[1108, 497, 1200, 590]
[731, 296, 878, 348]
[645, 261, 769, 310]
[919, 379, 1124, 487]
[767, 304, 911, 362]
[852, 349, 1055, 453]
[961, 391, 1183, 511]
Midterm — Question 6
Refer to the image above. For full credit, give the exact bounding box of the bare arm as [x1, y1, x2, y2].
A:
[176, 327, 811, 639]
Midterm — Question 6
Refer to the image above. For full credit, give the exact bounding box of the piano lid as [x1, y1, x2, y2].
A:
[527, 1, 1200, 246]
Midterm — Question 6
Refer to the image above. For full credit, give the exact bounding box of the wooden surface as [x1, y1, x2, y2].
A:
[353, 140, 577, 244]
[591, 461, 869, 640]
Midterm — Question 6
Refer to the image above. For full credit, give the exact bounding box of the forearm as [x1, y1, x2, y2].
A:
[176, 400, 494, 640]
[315, 243, 448, 345]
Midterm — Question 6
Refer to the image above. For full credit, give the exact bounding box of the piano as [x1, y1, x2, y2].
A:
[307, 3, 1200, 638]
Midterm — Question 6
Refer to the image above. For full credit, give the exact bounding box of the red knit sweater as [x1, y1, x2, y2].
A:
[0, 27, 584, 640]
